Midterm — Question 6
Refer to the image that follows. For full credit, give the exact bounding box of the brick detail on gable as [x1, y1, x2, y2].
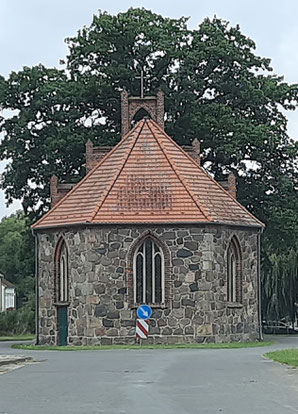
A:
[218, 172, 237, 199]
[85, 140, 113, 174]
[121, 89, 164, 137]
[50, 176, 75, 208]
[182, 138, 201, 165]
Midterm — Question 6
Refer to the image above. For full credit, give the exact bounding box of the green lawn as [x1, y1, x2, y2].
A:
[265, 348, 298, 367]
[0, 334, 35, 342]
[13, 340, 273, 351]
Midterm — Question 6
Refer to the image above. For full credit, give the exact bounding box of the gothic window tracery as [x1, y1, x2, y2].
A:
[54, 238, 69, 303]
[133, 237, 165, 305]
[227, 236, 242, 303]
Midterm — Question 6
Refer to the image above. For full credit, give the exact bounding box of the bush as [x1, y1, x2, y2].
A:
[0, 303, 35, 335]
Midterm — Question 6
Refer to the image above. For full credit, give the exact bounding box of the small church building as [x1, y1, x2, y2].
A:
[32, 91, 264, 346]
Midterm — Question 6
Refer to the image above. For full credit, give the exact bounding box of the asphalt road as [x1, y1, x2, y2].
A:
[1, 336, 298, 414]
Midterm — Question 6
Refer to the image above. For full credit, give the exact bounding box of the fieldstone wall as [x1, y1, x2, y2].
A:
[37, 225, 260, 345]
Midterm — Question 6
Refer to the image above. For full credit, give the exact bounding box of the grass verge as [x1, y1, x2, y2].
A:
[264, 348, 298, 367]
[12, 340, 273, 351]
[0, 334, 35, 342]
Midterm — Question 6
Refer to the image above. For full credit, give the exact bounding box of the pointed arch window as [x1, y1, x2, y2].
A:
[131, 107, 152, 128]
[54, 238, 69, 303]
[133, 238, 165, 305]
[227, 237, 242, 303]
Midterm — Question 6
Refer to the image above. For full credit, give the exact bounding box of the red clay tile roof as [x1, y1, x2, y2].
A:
[33, 119, 264, 229]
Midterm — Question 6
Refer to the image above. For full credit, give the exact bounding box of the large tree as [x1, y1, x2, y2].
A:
[0, 212, 34, 305]
[0, 9, 297, 300]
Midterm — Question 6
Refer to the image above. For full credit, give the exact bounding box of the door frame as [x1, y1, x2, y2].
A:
[57, 305, 68, 346]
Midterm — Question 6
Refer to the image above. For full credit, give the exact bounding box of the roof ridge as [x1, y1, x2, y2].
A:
[2, 278, 15, 287]
[149, 119, 264, 227]
[89, 120, 146, 221]
[32, 121, 143, 229]
[146, 120, 213, 222]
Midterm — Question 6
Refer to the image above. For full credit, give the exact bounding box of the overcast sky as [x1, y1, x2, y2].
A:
[0, 0, 297, 219]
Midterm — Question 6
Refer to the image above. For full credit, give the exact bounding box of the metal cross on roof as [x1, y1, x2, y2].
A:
[136, 70, 150, 99]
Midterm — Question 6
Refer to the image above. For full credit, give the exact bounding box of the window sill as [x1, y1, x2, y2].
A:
[227, 302, 243, 309]
[54, 302, 70, 307]
[130, 304, 168, 310]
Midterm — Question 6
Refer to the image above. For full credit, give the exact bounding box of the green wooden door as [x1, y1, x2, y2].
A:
[57, 306, 68, 346]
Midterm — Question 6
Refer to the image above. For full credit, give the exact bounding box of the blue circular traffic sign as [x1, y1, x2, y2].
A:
[137, 304, 152, 319]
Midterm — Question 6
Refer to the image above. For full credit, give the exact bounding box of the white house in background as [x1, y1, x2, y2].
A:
[0, 274, 16, 311]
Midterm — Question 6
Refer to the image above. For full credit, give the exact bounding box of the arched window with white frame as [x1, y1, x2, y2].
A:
[133, 237, 165, 305]
[54, 238, 69, 303]
[227, 236, 242, 303]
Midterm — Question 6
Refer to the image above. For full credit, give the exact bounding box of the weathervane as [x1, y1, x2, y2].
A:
[136, 69, 149, 99]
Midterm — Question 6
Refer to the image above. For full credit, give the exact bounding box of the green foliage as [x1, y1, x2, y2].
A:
[0, 212, 35, 335]
[262, 249, 298, 322]
[0, 303, 35, 335]
[0, 334, 35, 341]
[0, 211, 34, 306]
[0, 212, 34, 282]
[0, 68, 87, 218]
[265, 349, 298, 367]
